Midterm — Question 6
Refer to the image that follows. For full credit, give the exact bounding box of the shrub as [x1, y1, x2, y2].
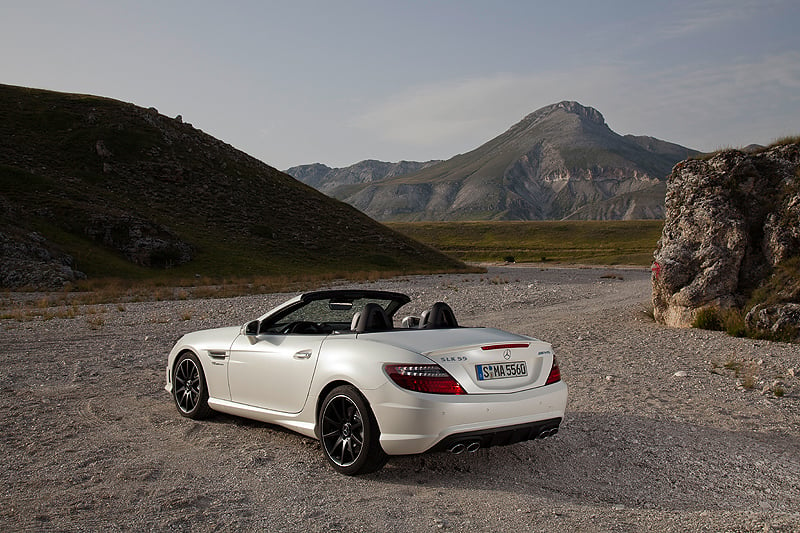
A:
[740, 362, 758, 389]
[693, 306, 750, 336]
[693, 307, 723, 331]
[722, 308, 747, 337]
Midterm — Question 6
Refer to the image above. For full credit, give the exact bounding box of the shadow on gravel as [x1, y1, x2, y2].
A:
[367, 411, 800, 513]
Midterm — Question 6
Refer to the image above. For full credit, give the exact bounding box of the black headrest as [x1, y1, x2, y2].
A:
[355, 303, 392, 333]
[422, 302, 458, 329]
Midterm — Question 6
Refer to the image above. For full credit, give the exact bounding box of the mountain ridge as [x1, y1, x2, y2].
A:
[288, 101, 698, 221]
[286, 159, 442, 194]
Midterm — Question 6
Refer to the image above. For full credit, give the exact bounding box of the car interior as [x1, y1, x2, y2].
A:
[260, 298, 460, 335]
[350, 301, 458, 333]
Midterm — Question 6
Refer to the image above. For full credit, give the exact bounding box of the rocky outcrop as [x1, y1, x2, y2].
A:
[84, 214, 193, 268]
[0, 231, 85, 289]
[652, 143, 800, 332]
[745, 303, 800, 339]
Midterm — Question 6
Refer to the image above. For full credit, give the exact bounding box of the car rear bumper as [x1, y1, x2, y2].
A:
[366, 380, 568, 455]
[429, 417, 562, 453]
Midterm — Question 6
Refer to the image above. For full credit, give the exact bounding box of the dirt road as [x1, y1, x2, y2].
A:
[2, 266, 798, 531]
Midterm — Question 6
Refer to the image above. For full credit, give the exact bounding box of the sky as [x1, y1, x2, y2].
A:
[3, 0, 799, 170]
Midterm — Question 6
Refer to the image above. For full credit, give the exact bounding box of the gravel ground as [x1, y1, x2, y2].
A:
[2, 265, 799, 532]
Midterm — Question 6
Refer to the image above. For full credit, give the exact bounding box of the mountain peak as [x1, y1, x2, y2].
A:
[523, 100, 606, 126]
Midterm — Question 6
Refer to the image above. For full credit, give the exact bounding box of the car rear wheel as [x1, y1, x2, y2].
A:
[173, 352, 211, 419]
[319, 385, 387, 475]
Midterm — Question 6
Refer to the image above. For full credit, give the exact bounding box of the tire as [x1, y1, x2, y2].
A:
[173, 352, 211, 419]
[319, 385, 388, 475]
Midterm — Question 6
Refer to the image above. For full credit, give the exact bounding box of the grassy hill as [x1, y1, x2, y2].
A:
[0, 84, 468, 289]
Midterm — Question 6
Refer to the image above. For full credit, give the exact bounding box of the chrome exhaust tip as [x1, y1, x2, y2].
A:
[539, 428, 558, 439]
[466, 441, 481, 453]
[448, 443, 466, 454]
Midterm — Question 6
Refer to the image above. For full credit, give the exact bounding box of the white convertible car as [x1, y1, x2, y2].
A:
[165, 290, 567, 475]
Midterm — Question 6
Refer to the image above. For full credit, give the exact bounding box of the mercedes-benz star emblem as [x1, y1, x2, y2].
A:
[503, 348, 511, 360]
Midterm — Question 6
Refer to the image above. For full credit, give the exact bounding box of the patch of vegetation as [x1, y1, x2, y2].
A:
[693, 304, 796, 342]
[720, 309, 748, 338]
[387, 220, 664, 266]
[0, 267, 489, 318]
[693, 307, 723, 331]
[719, 358, 759, 388]
[710, 357, 793, 397]
[691, 135, 800, 160]
[692, 306, 745, 337]
[739, 362, 759, 389]
[748, 257, 800, 308]
[769, 135, 800, 148]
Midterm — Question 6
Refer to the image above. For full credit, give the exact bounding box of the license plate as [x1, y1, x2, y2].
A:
[476, 361, 527, 380]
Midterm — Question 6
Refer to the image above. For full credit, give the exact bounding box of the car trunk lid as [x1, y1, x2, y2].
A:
[361, 327, 555, 394]
[424, 336, 556, 394]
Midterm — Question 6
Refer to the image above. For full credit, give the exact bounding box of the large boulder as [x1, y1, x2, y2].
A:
[652, 143, 800, 328]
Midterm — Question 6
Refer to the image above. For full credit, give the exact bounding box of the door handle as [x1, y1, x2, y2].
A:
[293, 349, 312, 360]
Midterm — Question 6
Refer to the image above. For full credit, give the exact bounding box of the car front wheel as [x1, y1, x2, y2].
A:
[319, 385, 387, 475]
[173, 352, 211, 419]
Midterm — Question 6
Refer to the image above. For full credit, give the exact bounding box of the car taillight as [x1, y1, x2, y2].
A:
[384, 364, 466, 395]
[545, 355, 561, 385]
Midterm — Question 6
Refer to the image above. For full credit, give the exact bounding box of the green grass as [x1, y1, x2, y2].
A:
[747, 257, 800, 308]
[691, 258, 799, 342]
[387, 220, 663, 266]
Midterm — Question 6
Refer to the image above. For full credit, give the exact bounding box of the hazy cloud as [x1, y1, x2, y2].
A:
[659, 0, 766, 38]
[350, 67, 625, 147]
[350, 50, 800, 156]
[3, 1, 798, 167]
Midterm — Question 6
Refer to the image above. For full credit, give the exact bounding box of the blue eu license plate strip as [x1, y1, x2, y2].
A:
[476, 361, 527, 380]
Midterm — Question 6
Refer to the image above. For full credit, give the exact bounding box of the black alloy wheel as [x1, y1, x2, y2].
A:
[319, 385, 387, 475]
[173, 352, 211, 419]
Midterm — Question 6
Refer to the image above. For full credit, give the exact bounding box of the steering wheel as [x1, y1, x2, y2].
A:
[281, 321, 321, 334]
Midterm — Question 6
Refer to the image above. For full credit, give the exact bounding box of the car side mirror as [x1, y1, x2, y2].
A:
[243, 320, 259, 336]
[401, 316, 420, 328]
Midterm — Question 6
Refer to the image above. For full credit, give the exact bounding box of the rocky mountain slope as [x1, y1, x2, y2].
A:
[293, 102, 697, 221]
[0, 84, 466, 288]
[286, 159, 441, 195]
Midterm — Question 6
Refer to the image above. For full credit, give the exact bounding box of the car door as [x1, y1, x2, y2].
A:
[227, 332, 326, 413]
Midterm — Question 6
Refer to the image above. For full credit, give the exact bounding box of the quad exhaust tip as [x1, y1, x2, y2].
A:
[448, 443, 466, 454]
[448, 441, 481, 454]
[447, 427, 558, 454]
[466, 441, 481, 453]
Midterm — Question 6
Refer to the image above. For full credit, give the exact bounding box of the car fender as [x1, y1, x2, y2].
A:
[166, 326, 240, 401]
[308, 335, 431, 401]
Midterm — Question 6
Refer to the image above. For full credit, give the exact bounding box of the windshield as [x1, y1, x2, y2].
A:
[259, 292, 408, 335]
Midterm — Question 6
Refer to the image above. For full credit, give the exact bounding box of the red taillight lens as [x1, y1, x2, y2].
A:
[384, 364, 466, 395]
[545, 356, 561, 385]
